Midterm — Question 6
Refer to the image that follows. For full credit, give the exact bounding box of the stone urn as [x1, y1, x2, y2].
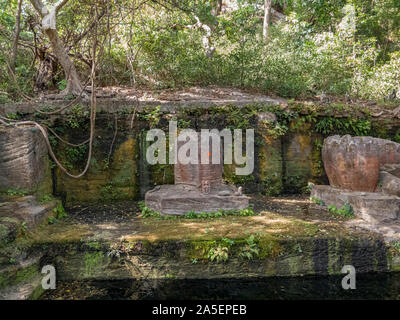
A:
[322, 135, 380, 192]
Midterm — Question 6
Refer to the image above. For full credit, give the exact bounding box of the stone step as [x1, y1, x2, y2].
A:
[0, 196, 59, 237]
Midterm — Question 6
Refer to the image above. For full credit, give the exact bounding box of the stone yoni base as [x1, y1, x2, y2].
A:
[311, 185, 400, 224]
[145, 184, 249, 215]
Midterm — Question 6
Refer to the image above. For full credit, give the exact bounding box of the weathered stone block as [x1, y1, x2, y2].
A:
[0, 126, 51, 193]
[381, 163, 400, 178]
[0, 196, 59, 231]
[380, 171, 400, 197]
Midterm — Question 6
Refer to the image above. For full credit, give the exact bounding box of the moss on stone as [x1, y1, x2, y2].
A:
[257, 237, 284, 259]
[0, 263, 39, 290]
[55, 138, 139, 205]
[0, 224, 9, 240]
[84, 251, 105, 277]
[187, 240, 218, 260]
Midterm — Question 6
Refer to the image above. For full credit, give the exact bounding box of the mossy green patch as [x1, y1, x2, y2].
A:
[84, 251, 106, 277]
[0, 263, 39, 290]
[257, 237, 284, 259]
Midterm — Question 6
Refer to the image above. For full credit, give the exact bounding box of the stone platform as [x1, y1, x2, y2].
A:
[145, 184, 249, 215]
[311, 185, 400, 224]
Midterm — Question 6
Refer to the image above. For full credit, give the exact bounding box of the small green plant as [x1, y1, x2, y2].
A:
[191, 258, 198, 264]
[66, 105, 89, 129]
[221, 237, 235, 247]
[239, 235, 260, 260]
[39, 194, 53, 204]
[140, 105, 162, 128]
[48, 216, 57, 224]
[183, 210, 197, 219]
[177, 118, 191, 128]
[140, 205, 161, 218]
[327, 202, 354, 218]
[5, 113, 20, 120]
[6, 187, 28, 197]
[107, 243, 123, 259]
[207, 246, 229, 263]
[53, 204, 67, 219]
[310, 196, 325, 206]
[58, 79, 67, 91]
[392, 242, 400, 254]
[65, 144, 88, 165]
[20, 222, 27, 235]
[238, 207, 255, 216]
[394, 131, 400, 144]
[100, 184, 128, 201]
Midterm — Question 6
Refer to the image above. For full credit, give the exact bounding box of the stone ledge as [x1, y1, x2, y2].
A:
[311, 185, 400, 224]
[1, 87, 285, 115]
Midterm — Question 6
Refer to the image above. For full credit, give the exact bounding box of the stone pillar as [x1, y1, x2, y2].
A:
[174, 132, 223, 188]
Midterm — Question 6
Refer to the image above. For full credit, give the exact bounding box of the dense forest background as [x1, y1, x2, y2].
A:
[1, 0, 400, 102]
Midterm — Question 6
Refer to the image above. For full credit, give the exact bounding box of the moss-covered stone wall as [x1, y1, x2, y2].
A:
[4, 102, 400, 206]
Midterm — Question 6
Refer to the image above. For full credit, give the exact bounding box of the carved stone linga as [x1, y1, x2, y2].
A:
[145, 133, 249, 215]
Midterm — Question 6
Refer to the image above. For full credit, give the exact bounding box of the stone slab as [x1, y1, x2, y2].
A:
[145, 184, 249, 215]
[0, 196, 58, 232]
[311, 185, 400, 224]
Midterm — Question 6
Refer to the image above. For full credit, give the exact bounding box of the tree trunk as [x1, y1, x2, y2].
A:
[216, 0, 222, 15]
[10, 0, 23, 73]
[263, 0, 272, 41]
[29, 0, 83, 96]
[45, 28, 83, 95]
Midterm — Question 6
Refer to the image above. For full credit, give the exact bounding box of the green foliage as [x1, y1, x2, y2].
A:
[39, 194, 53, 204]
[66, 106, 89, 129]
[20, 222, 27, 235]
[238, 235, 260, 260]
[207, 245, 229, 263]
[6, 187, 28, 197]
[393, 242, 400, 254]
[47, 216, 58, 225]
[208, 246, 229, 262]
[394, 131, 400, 144]
[315, 117, 371, 136]
[57, 79, 67, 91]
[140, 105, 163, 128]
[139, 202, 255, 220]
[310, 196, 325, 206]
[100, 184, 128, 202]
[53, 204, 67, 219]
[327, 202, 355, 218]
[1, 0, 400, 101]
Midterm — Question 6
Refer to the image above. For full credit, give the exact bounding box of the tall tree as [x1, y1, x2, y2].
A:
[10, 0, 23, 73]
[28, 0, 84, 95]
[263, 0, 272, 40]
